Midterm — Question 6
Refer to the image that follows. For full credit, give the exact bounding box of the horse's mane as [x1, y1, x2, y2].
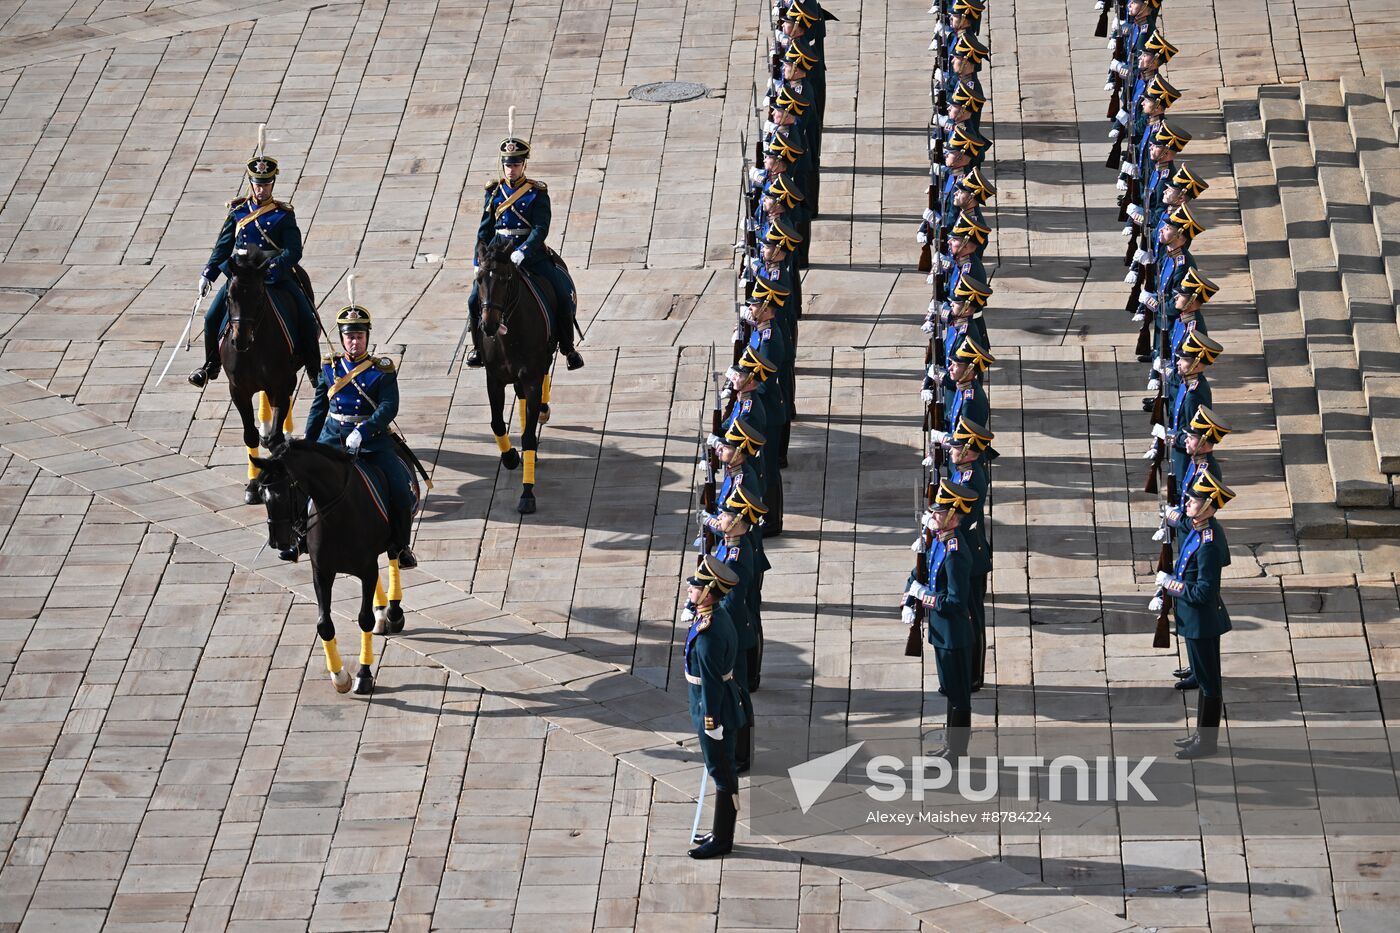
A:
[482, 239, 515, 266]
[282, 437, 354, 464]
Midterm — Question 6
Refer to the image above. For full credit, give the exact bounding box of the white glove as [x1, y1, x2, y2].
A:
[1104, 79, 1116, 93]
[929, 429, 949, 447]
[906, 580, 930, 600]
[706, 432, 722, 449]
[1132, 310, 1146, 322]
[1142, 443, 1158, 459]
[682, 606, 695, 622]
[921, 319, 936, 336]
[1153, 356, 1168, 374]
[705, 726, 724, 740]
[921, 388, 934, 404]
[926, 272, 938, 286]
[927, 362, 941, 380]
[938, 255, 952, 272]
[1155, 571, 1173, 589]
[763, 120, 776, 135]
[1148, 594, 1164, 612]
[1095, 0, 1105, 9]
[1108, 127, 1120, 141]
[1125, 162, 1139, 178]
[510, 249, 525, 266]
[911, 533, 926, 553]
[731, 327, 743, 344]
[1152, 524, 1170, 543]
[346, 429, 363, 452]
[1111, 60, 1127, 76]
[749, 167, 766, 185]
[1128, 204, 1145, 221]
[902, 604, 918, 625]
[921, 455, 934, 468]
[916, 230, 928, 246]
[1151, 422, 1167, 440]
[922, 208, 938, 224]
[1116, 110, 1130, 127]
[1124, 270, 1138, 284]
[1147, 377, 1161, 392]
[1116, 177, 1129, 192]
[198, 276, 212, 298]
[933, 68, 943, 84]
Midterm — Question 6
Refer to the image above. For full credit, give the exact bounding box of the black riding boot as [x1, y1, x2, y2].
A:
[688, 791, 737, 860]
[188, 328, 220, 387]
[466, 302, 484, 368]
[929, 708, 972, 763]
[389, 507, 418, 570]
[558, 300, 583, 370]
[1176, 696, 1223, 759]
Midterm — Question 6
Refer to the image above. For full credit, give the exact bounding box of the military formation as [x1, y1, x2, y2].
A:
[1098, 0, 1235, 759]
[899, 0, 998, 766]
[679, 0, 831, 861]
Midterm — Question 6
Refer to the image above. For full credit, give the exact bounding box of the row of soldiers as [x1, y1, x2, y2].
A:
[1098, 0, 1235, 759]
[897, 0, 999, 765]
[680, 0, 833, 859]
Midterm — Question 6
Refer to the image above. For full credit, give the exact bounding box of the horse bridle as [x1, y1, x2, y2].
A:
[261, 461, 359, 545]
[480, 257, 521, 336]
[227, 251, 268, 352]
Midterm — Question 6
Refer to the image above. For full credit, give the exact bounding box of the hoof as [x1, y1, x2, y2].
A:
[352, 665, 374, 696]
[501, 448, 521, 470]
[387, 602, 405, 635]
[244, 483, 262, 505]
[373, 606, 388, 636]
[538, 403, 551, 425]
[517, 494, 536, 515]
[331, 669, 352, 694]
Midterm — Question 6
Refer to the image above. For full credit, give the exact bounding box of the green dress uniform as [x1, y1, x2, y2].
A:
[953, 456, 991, 689]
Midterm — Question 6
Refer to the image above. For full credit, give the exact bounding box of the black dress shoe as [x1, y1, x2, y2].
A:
[1175, 734, 1217, 759]
[1174, 674, 1198, 691]
[1173, 666, 1192, 679]
[188, 363, 219, 387]
[394, 546, 419, 570]
[1174, 734, 1197, 748]
[466, 349, 484, 368]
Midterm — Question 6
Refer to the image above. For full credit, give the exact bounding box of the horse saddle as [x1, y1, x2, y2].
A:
[352, 451, 421, 522]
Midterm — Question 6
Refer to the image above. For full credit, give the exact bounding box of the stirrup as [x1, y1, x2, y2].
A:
[565, 350, 584, 370]
[392, 545, 418, 570]
[187, 363, 218, 387]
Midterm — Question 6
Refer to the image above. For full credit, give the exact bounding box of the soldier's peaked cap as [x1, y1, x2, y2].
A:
[933, 478, 980, 513]
[688, 554, 740, 593]
[499, 137, 530, 163]
[1187, 405, 1231, 443]
[1187, 470, 1236, 508]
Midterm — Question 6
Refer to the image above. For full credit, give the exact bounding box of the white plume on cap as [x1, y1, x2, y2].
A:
[257, 123, 265, 157]
[508, 105, 515, 138]
[346, 273, 357, 308]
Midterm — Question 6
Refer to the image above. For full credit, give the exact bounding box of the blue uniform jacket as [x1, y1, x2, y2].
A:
[306, 354, 399, 452]
[477, 179, 552, 271]
[921, 530, 975, 650]
[205, 197, 302, 286]
[1163, 517, 1233, 639]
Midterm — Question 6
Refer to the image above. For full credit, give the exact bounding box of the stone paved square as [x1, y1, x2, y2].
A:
[1, 0, 1400, 930]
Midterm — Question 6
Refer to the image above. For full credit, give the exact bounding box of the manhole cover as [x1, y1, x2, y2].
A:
[628, 81, 709, 103]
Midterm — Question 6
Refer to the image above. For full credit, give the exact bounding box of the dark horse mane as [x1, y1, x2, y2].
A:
[276, 437, 355, 464]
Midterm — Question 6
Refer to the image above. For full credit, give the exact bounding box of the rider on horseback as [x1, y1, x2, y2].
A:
[466, 134, 583, 371]
[304, 306, 419, 570]
[189, 151, 324, 388]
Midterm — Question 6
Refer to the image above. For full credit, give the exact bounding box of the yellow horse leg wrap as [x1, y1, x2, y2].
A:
[360, 630, 374, 667]
[388, 559, 403, 601]
[246, 449, 260, 480]
[542, 374, 552, 404]
[518, 397, 527, 424]
[494, 433, 511, 453]
[322, 638, 343, 674]
[523, 450, 536, 485]
[374, 575, 387, 609]
[257, 391, 273, 424]
[283, 409, 294, 433]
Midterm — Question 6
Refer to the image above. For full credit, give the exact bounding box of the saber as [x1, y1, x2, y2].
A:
[689, 768, 709, 844]
[156, 294, 204, 386]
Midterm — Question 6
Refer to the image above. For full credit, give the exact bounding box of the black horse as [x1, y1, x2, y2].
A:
[476, 240, 556, 514]
[224, 245, 312, 504]
[252, 440, 406, 696]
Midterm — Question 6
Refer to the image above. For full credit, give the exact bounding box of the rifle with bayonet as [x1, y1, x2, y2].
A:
[701, 352, 722, 554]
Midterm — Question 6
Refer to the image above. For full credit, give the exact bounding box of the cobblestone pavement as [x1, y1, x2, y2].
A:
[2, 0, 1400, 930]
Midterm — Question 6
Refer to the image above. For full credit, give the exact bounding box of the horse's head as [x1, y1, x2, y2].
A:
[477, 241, 519, 338]
[227, 247, 277, 350]
[250, 444, 302, 551]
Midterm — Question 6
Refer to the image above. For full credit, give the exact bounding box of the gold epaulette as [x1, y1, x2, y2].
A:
[226, 196, 249, 211]
[375, 356, 396, 373]
[275, 199, 294, 213]
[485, 180, 499, 192]
[528, 178, 547, 191]
[323, 352, 340, 363]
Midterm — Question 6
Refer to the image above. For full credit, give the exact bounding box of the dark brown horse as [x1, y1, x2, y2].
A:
[252, 440, 406, 696]
[476, 240, 556, 514]
[224, 246, 310, 504]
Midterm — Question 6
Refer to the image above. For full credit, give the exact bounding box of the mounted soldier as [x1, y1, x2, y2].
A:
[188, 138, 322, 388]
[304, 303, 419, 570]
[466, 122, 583, 371]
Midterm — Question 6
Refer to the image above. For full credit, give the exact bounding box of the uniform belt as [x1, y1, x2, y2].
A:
[685, 671, 734, 686]
[329, 412, 366, 423]
[496, 227, 530, 236]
